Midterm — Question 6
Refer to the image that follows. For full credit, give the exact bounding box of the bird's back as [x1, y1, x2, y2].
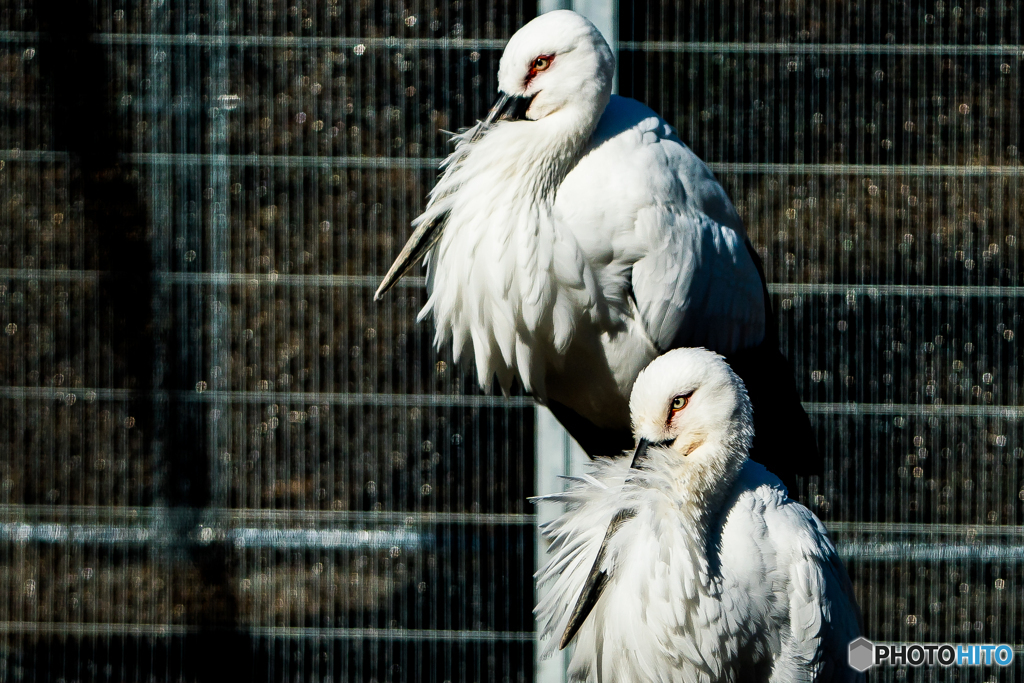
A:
[721, 463, 863, 682]
[555, 95, 766, 355]
[544, 96, 767, 434]
[546, 98, 821, 492]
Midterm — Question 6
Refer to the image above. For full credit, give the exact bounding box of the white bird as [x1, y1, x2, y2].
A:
[534, 348, 862, 682]
[375, 10, 819, 489]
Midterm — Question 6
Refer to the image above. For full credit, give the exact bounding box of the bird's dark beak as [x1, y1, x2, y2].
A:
[629, 438, 652, 469]
[374, 213, 446, 301]
[484, 91, 535, 125]
[630, 437, 673, 468]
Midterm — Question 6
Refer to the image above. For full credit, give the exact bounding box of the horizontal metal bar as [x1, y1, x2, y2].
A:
[0, 31, 508, 50]
[4, 31, 1020, 57]
[0, 150, 445, 169]
[0, 522, 428, 550]
[0, 522, 151, 544]
[247, 626, 536, 642]
[1, 388, 1019, 418]
[837, 541, 1024, 562]
[6, 508, 1014, 537]
[0, 150, 67, 163]
[0, 268, 424, 289]
[0, 387, 533, 408]
[4, 269, 1024, 300]
[0, 621, 191, 637]
[231, 527, 427, 549]
[131, 156, 1024, 177]
[4, 510, 1024, 562]
[2, 151, 1022, 177]
[0, 268, 101, 282]
[827, 521, 1024, 538]
[156, 271, 422, 288]
[619, 40, 1024, 56]
[4, 520, 1024, 563]
[832, 519, 1024, 563]
[0, 387, 135, 401]
[0, 621, 535, 642]
[128, 153, 444, 170]
[0, 505, 535, 527]
[804, 403, 1024, 419]
[769, 283, 1024, 298]
[224, 509, 535, 526]
[710, 162, 1023, 177]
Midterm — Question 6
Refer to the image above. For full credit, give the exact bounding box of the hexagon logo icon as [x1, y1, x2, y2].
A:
[848, 637, 875, 672]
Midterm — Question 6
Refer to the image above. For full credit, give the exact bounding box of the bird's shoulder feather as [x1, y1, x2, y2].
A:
[556, 96, 766, 356]
[720, 463, 863, 682]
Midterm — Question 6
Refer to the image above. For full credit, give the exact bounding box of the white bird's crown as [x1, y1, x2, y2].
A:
[496, 10, 615, 122]
[628, 348, 754, 475]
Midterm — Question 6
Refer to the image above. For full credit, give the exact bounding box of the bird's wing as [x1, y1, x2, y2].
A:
[533, 461, 630, 660]
[538, 456, 752, 682]
[745, 470, 862, 683]
[556, 96, 765, 356]
[632, 204, 765, 354]
[534, 458, 682, 679]
[411, 119, 604, 396]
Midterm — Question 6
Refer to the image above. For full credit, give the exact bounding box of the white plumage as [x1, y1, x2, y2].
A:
[535, 348, 861, 682]
[377, 11, 762, 422]
[377, 10, 819, 486]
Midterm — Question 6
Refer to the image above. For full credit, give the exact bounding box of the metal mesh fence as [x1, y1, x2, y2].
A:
[0, 0, 1022, 681]
[620, 0, 1023, 677]
[2, 0, 536, 680]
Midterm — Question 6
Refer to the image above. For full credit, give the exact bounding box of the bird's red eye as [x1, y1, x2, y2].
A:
[531, 56, 552, 72]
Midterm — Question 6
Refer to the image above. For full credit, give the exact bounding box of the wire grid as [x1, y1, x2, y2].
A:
[621, 0, 1024, 678]
[1, 0, 535, 681]
[1, 0, 1024, 681]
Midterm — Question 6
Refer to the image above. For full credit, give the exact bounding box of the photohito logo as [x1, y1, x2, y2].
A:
[848, 637, 1014, 671]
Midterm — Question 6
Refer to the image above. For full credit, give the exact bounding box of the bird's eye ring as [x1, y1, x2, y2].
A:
[670, 394, 690, 412]
[531, 56, 552, 71]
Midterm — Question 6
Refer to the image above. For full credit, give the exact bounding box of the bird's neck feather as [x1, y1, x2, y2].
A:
[418, 106, 604, 394]
[665, 437, 749, 529]
[515, 109, 597, 200]
[434, 100, 603, 228]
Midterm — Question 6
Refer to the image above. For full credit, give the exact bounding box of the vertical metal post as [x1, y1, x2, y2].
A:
[146, 0, 172, 633]
[207, 0, 230, 510]
[537, 0, 572, 12]
[533, 1, 617, 680]
[534, 407, 589, 683]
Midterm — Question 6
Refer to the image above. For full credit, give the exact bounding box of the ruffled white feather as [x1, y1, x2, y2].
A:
[418, 117, 604, 396]
[408, 11, 765, 428]
[535, 454, 862, 682]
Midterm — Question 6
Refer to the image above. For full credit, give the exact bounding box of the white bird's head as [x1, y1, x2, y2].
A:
[627, 348, 753, 483]
[486, 10, 614, 127]
[373, 10, 616, 301]
[553, 350, 757, 652]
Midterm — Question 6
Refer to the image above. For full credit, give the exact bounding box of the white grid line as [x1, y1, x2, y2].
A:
[4, 151, 1022, 176]
[2, 31, 1022, 56]
[0, 387, 534, 408]
[0, 387, 1020, 418]
[619, 40, 1024, 56]
[4, 268, 1024, 299]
